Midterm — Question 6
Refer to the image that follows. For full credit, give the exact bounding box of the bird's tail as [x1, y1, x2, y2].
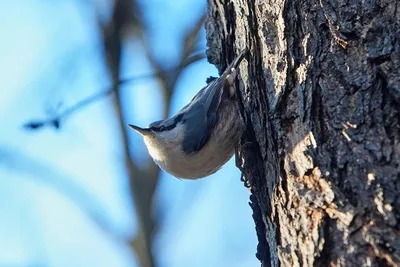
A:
[221, 48, 249, 98]
[230, 48, 249, 70]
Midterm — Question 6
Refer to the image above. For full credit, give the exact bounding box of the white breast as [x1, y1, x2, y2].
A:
[143, 103, 244, 179]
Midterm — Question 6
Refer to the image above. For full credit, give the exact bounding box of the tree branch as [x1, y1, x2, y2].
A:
[22, 53, 204, 131]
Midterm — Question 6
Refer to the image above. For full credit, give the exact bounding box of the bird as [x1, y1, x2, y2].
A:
[129, 49, 248, 179]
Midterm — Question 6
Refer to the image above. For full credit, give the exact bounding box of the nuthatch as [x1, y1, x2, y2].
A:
[129, 49, 248, 179]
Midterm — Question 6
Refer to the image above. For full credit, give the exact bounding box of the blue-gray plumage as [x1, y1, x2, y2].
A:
[129, 49, 248, 179]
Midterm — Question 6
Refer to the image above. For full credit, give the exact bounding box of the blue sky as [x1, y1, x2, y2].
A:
[0, 1, 258, 267]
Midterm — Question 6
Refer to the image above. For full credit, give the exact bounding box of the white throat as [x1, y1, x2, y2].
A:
[143, 124, 184, 164]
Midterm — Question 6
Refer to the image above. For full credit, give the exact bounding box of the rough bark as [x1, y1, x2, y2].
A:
[206, 0, 400, 266]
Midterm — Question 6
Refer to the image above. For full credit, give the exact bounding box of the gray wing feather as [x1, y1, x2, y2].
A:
[181, 79, 223, 154]
[180, 49, 248, 154]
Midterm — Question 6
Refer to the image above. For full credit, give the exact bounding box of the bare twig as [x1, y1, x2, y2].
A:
[23, 53, 204, 131]
[142, 13, 206, 118]
[100, 0, 158, 266]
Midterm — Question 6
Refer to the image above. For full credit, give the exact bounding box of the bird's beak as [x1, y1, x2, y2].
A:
[128, 124, 151, 136]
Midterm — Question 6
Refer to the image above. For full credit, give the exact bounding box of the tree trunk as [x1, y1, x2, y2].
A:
[206, 0, 400, 266]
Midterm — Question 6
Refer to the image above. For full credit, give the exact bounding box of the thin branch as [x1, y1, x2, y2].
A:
[101, 1, 157, 265]
[141, 13, 206, 117]
[22, 53, 205, 131]
[182, 15, 206, 60]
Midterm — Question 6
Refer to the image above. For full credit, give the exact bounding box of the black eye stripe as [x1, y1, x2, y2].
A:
[151, 113, 184, 132]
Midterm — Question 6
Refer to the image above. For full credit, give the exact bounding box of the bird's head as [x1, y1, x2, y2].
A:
[129, 118, 184, 160]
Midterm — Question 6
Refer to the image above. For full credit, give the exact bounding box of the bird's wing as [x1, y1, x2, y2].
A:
[180, 78, 223, 154]
[179, 49, 248, 154]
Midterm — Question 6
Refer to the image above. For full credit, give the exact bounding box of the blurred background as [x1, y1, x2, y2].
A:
[0, 1, 257, 266]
